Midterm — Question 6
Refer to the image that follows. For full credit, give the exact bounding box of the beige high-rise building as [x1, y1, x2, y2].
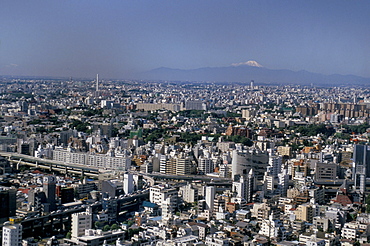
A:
[179, 183, 198, 203]
[136, 103, 181, 112]
[294, 203, 313, 223]
[242, 109, 256, 120]
[277, 146, 292, 157]
[160, 155, 192, 175]
[176, 157, 192, 175]
[166, 158, 177, 175]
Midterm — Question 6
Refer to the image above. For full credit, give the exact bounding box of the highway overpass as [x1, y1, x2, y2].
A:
[0, 192, 149, 240]
[0, 151, 100, 178]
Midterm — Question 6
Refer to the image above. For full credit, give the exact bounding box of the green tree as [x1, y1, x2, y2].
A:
[111, 223, 119, 230]
[103, 225, 110, 231]
[178, 110, 205, 118]
[294, 124, 335, 137]
[343, 123, 370, 134]
[225, 135, 253, 146]
[28, 119, 42, 125]
[127, 228, 141, 239]
[66, 232, 72, 239]
[334, 132, 351, 140]
[226, 112, 242, 117]
[94, 221, 101, 229]
[70, 119, 90, 133]
[179, 132, 202, 144]
[83, 109, 103, 117]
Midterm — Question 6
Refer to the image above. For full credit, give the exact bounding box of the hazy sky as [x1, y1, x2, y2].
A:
[1, 0, 369, 79]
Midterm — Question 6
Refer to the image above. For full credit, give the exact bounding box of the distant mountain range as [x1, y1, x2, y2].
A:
[136, 61, 370, 86]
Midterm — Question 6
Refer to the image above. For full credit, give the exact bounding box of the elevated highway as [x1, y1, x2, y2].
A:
[144, 172, 232, 184]
[0, 151, 99, 177]
[1, 192, 149, 240]
[314, 179, 370, 190]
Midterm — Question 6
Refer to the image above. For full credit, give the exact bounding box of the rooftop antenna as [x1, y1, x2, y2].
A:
[96, 74, 99, 92]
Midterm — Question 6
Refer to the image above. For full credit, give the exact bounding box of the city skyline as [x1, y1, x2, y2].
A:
[1, 0, 370, 80]
[0, 71, 369, 244]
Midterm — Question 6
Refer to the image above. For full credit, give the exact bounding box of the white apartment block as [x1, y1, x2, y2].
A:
[53, 149, 131, 170]
[259, 215, 286, 241]
[264, 174, 275, 192]
[198, 157, 214, 174]
[205, 233, 230, 246]
[88, 154, 131, 170]
[71, 211, 92, 238]
[53, 148, 88, 165]
[161, 195, 178, 217]
[306, 238, 326, 246]
[268, 154, 282, 178]
[341, 222, 359, 240]
[205, 186, 215, 214]
[159, 155, 168, 174]
[2, 223, 22, 246]
[150, 185, 178, 204]
[179, 183, 198, 203]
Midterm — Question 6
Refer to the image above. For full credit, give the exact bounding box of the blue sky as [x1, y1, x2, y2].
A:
[0, 0, 369, 79]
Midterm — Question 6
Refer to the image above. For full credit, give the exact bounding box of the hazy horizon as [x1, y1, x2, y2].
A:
[1, 1, 369, 80]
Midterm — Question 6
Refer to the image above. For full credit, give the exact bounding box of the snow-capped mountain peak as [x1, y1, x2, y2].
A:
[231, 60, 263, 67]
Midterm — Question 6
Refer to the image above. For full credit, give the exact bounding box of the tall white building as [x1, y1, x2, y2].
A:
[233, 169, 255, 202]
[198, 157, 214, 174]
[71, 211, 92, 238]
[2, 223, 22, 246]
[123, 173, 134, 195]
[277, 169, 289, 196]
[179, 183, 198, 203]
[159, 155, 168, 174]
[264, 172, 275, 194]
[259, 215, 286, 240]
[268, 154, 282, 178]
[205, 186, 215, 214]
[161, 195, 178, 217]
[231, 150, 248, 180]
[149, 185, 178, 215]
